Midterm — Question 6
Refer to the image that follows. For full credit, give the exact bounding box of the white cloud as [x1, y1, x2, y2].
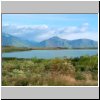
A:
[83, 22, 89, 26]
[79, 22, 89, 32]
[2, 23, 98, 42]
[60, 26, 79, 33]
[3, 23, 9, 27]
[58, 32, 98, 41]
[36, 30, 56, 41]
[16, 24, 48, 30]
[57, 23, 89, 34]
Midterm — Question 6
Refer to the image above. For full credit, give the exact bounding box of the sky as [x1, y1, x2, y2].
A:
[2, 14, 98, 42]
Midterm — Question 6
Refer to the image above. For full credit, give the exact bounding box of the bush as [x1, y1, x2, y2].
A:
[75, 72, 86, 80]
[14, 77, 29, 86]
[2, 55, 98, 86]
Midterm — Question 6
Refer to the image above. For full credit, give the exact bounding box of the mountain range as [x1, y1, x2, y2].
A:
[2, 33, 98, 48]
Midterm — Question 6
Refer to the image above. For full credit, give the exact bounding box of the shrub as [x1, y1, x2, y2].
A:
[75, 72, 86, 80]
[2, 55, 98, 86]
[14, 77, 29, 86]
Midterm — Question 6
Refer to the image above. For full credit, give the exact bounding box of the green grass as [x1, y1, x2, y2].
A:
[2, 55, 98, 86]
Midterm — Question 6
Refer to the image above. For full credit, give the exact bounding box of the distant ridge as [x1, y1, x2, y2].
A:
[2, 33, 98, 48]
[2, 33, 38, 47]
[39, 36, 98, 48]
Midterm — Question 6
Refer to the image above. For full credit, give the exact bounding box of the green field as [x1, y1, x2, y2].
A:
[2, 55, 98, 86]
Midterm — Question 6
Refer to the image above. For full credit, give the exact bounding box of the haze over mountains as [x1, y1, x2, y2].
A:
[2, 33, 98, 48]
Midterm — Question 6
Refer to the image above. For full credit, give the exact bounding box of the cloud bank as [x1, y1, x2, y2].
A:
[2, 23, 98, 42]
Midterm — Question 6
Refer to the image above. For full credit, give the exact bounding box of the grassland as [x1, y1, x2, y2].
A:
[2, 55, 98, 86]
[2, 46, 98, 52]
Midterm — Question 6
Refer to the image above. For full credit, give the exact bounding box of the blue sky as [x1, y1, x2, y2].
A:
[2, 14, 98, 42]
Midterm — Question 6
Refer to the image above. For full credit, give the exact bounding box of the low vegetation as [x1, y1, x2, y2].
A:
[2, 55, 98, 86]
[2, 46, 98, 53]
[2, 46, 33, 52]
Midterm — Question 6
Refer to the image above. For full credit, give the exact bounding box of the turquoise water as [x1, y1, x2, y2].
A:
[2, 49, 98, 59]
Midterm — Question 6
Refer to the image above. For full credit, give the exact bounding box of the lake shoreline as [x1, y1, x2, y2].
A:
[2, 49, 98, 59]
[2, 46, 98, 53]
[2, 54, 98, 60]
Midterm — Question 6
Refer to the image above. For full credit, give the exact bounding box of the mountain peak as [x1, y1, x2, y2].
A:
[49, 36, 61, 40]
[2, 33, 98, 48]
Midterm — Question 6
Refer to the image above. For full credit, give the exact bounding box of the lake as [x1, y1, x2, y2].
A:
[2, 49, 98, 59]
